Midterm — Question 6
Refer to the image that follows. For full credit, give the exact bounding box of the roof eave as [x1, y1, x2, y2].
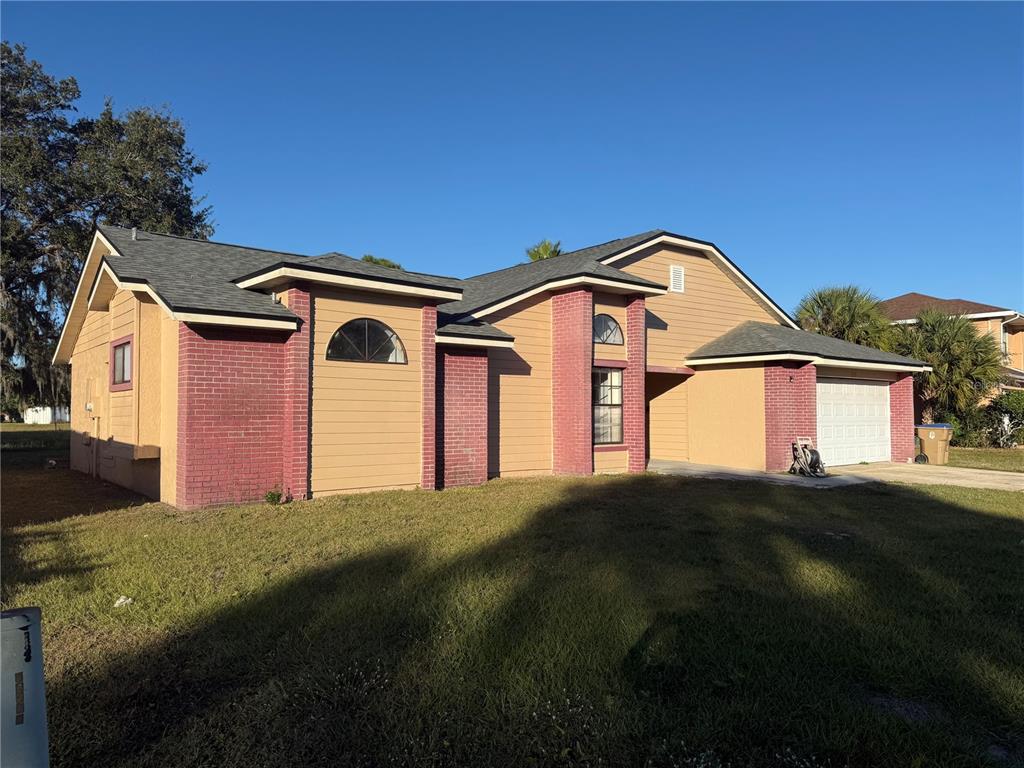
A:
[684, 351, 931, 373]
[470, 273, 666, 319]
[234, 264, 463, 301]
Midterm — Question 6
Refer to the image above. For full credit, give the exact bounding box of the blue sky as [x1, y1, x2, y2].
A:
[5, 1, 1022, 312]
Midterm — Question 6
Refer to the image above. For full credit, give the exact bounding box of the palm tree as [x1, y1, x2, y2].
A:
[795, 285, 891, 348]
[525, 239, 562, 262]
[361, 254, 403, 270]
[889, 309, 1003, 422]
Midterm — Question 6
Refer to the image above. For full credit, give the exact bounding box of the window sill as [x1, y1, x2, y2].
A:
[110, 381, 133, 392]
[593, 444, 628, 453]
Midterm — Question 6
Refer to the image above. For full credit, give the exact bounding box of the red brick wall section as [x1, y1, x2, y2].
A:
[552, 289, 593, 475]
[437, 348, 489, 487]
[624, 296, 647, 472]
[281, 286, 312, 500]
[890, 373, 915, 463]
[176, 323, 289, 509]
[421, 306, 438, 489]
[764, 362, 817, 471]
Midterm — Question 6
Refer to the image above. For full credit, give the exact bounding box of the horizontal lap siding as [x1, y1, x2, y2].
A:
[647, 374, 689, 461]
[594, 450, 628, 474]
[311, 288, 423, 495]
[488, 294, 553, 477]
[108, 292, 136, 442]
[617, 246, 777, 366]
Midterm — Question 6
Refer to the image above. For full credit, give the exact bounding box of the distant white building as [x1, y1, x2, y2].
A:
[22, 406, 69, 425]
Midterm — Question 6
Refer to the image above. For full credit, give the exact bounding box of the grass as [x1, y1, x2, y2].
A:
[949, 447, 1024, 473]
[1, 422, 71, 452]
[2, 465, 1023, 767]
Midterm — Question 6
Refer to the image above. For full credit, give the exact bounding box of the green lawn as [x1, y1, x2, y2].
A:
[1, 421, 70, 452]
[2, 465, 1023, 767]
[949, 447, 1024, 473]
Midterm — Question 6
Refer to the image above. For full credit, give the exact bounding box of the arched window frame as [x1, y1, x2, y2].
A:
[326, 318, 408, 364]
[593, 313, 624, 345]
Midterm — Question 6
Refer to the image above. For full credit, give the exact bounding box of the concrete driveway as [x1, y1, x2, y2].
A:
[828, 462, 1024, 492]
[648, 459, 1024, 492]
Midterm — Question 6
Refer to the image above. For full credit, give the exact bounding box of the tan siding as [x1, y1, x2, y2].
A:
[647, 374, 689, 461]
[815, 366, 897, 382]
[488, 294, 553, 477]
[311, 287, 424, 495]
[69, 288, 173, 501]
[594, 449, 628, 474]
[617, 246, 778, 366]
[159, 314, 179, 504]
[593, 292, 627, 362]
[687, 364, 765, 470]
[1007, 327, 1024, 371]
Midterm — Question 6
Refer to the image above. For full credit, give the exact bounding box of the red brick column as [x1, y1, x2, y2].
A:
[281, 286, 311, 500]
[421, 306, 438, 489]
[764, 362, 817, 471]
[177, 324, 287, 508]
[437, 347, 489, 487]
[552, 289, 593, 475]
[890, 374, 915, 463]
[624, 296, 647, 472]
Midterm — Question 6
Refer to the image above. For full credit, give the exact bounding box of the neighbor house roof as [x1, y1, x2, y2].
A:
[879, 292, 1016, 322]
[687, 321, 929, 370]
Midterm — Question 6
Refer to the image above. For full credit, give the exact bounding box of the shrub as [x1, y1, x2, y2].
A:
[938, 410, 991, 448]
[264, 487, 283, 505]
[987, 390, 1024, 447]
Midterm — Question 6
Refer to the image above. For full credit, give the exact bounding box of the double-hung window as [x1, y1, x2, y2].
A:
[592, 368, 623, 445]
[110, 336, 133, 391]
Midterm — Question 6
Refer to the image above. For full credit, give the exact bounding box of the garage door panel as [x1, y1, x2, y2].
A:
[816, 377, 890, 467]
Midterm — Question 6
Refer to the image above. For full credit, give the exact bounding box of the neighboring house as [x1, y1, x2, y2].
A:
[53, 226, 928, 508]
[879, 292, 1024, 390]
[21, 406, 70, 424]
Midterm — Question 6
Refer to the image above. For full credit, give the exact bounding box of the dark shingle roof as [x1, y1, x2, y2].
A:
[688, 321, 927, 367]
[436, 317, 513, 342]
[238, 251, 464, 292]
[880, 292, 1013, 321]
[439, 239, 666, 318]
[99, 225, 302, 321]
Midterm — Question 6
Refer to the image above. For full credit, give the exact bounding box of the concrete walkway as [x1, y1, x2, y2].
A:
[648, 459, 1024, 492]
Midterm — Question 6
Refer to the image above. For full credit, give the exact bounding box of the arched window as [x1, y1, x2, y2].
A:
[593, 314, 623, 345]
[327, 318, 407, 364]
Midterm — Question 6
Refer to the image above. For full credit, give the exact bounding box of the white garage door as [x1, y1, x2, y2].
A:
[816, 378, 891, 466]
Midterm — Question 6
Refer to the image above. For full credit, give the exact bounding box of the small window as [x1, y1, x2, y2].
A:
[327, 318, 407, 364]
[593, 314, 624, 345]
[110, 337, 133, 390]
[592, 368, 623, 445]
[669, 265, 685, 293]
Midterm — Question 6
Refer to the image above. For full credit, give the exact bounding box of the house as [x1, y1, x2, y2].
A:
[53, 226, 929, 508]
[879, 292, 1024, 390]
[21, 406, 69, 425]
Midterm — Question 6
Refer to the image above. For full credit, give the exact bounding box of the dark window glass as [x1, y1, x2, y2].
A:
[592, 368, 623, 444]
[327, 318, 407, 364]
[593, 314, 624, 345]
[113, 342, 132, 384]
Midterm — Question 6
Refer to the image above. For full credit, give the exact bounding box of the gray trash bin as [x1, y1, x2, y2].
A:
[2, 607, 49, 767]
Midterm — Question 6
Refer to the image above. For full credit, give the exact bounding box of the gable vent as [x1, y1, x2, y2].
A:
[669, 265, 685, 293]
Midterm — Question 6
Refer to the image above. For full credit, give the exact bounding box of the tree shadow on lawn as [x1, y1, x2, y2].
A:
[47, 477, 1024, 767]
